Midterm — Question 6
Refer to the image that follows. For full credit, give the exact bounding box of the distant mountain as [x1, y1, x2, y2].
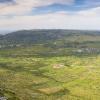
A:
[0, 29, 100, 48]
[0, 30, 14, 35]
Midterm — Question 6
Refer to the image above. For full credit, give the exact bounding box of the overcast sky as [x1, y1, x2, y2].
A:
[0, 0, 100, 31]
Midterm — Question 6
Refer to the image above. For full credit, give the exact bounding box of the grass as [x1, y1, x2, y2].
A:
[0, 46, 100, 100]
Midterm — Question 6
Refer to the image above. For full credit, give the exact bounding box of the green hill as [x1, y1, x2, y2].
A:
[0, 30, 100, 100]
[0, 30, 100, 46]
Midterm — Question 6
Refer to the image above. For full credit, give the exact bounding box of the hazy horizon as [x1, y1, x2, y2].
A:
[1, 28, 100, 35]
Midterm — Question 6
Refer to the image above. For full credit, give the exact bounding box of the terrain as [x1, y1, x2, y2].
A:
[0, 30, 100, 100]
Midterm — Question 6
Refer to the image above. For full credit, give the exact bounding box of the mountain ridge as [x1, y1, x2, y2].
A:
[0, 29, 100, 49]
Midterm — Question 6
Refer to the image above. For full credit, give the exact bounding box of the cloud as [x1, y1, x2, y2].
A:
[0, 0, 100, 16]
[77, 7, 100, 17]
[0, 7, 100, 31]
[0, 0, 100, 31]
[0, 0, 74, 15]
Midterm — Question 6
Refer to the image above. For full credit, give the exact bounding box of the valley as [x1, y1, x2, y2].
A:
[0, 30, 100, 100]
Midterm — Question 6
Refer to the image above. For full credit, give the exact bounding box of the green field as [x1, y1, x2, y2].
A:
[0, 30, 100, 100]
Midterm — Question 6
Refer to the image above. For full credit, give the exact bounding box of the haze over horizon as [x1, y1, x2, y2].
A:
[0, 0, 100, 31]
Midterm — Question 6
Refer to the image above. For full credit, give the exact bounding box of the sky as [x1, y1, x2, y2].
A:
[0, 0, 100, 32]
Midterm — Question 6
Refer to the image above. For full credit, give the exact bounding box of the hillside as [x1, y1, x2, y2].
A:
[0, 30, 100, 46]
[0, 30, 100, 100]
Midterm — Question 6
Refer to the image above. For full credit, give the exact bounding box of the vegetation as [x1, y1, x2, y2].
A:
[0, 30, 100, 100]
